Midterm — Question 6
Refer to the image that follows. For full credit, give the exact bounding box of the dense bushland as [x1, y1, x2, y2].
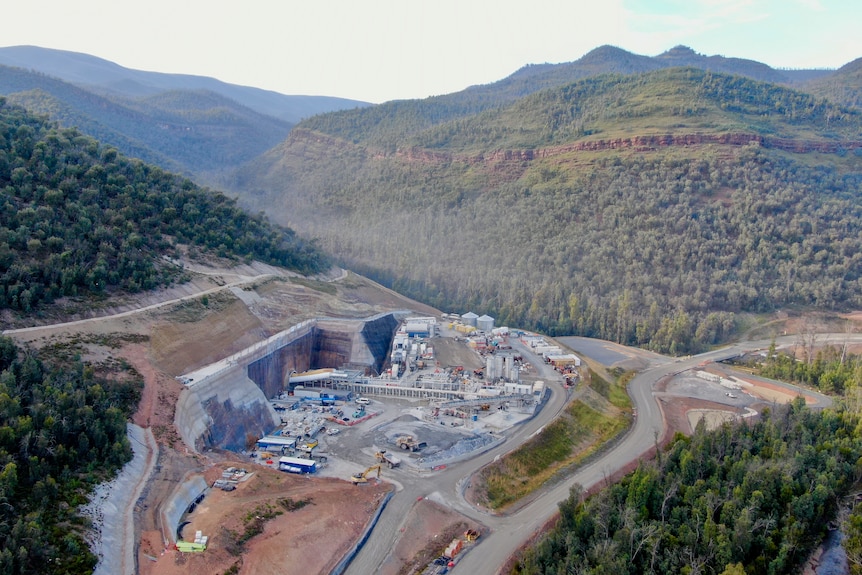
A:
[0, 336, 142, 574]
[514, 400, 862, 574]
[239, 69, 862, 354]
[755, 343, 862, 395]
[0, 98, 328, 313]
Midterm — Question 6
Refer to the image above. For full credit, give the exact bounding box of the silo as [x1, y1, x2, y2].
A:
[477, 314, 495, 332]
[503, 354, 516, 381]
[461, 312, 479, 327]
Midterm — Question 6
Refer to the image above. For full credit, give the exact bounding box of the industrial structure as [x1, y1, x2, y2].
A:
[278, 456, 318, 474]
[173, 312, 408, 452]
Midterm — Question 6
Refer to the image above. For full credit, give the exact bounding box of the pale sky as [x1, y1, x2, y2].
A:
[2, 0, 860, 103]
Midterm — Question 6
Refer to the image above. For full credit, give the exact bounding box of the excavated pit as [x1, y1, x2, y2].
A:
[175, 313, 402, 452]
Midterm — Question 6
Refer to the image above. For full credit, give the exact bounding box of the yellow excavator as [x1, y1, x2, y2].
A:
[349, 464, 382, 485]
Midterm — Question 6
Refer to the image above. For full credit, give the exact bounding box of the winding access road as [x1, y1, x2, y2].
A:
[346, 336, 838, 575]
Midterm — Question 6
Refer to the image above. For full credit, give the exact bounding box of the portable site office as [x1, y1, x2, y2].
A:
[278, 456, 317, 474]
[256, 436, 297, 452]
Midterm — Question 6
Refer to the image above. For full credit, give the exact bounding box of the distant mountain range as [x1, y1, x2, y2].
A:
[1, 44, 859, 183]
[0, 45, 371, 181]
[0, 45, 369, 123]
[3, 43, 862, 353]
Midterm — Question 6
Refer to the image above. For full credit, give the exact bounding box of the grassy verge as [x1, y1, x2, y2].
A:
[479, 394, 629, 510]
[597, 368, 636, 409]
[289, 276, 338, 295]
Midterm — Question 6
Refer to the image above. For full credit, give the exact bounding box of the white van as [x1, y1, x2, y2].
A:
[355, 397, 370, 405]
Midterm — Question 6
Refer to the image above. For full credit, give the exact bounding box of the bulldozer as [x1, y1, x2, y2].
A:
[349, 464, 382, 485]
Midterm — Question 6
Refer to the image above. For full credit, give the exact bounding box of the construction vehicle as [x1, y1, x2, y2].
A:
[395, 435, 427, 452]
[296, 439, 319, 455]
[464, 529, 480, 541]
[353, 405, 366, 418]
[375, 450, 401, 468]
[349, 464, 382, 485]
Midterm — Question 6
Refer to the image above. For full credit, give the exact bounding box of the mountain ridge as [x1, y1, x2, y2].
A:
[0, 45, 371, 122]
[0, 65, 294, 179]
[231, 66, 862, 354]
[297, 67, 862, 155]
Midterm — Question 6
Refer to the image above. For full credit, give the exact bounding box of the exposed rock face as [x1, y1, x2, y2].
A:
[199, 396, 275, 452]
[360, 313, 400, 374]
[175, 313, 405, 452]
[174, 365, 278, 453]
[395, 133, 862, 165]
[289, 128, 862, 170]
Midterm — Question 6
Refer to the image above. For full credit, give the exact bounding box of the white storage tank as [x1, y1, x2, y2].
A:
[461, 312, 479, 327]
[477, 314, 495, 331]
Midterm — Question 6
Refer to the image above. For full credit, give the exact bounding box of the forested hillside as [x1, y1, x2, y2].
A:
[807, 57, 862, 109]
[232, 68, 862, 354]
[0, 98, 328, 316]
[514, 400, 862, 575]
[287, 46, 844, 151]
[0, 336, 140, 574]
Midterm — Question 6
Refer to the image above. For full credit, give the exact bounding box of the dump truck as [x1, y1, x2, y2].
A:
[297, 439, 319, 454]
[375, 450, 402, 468]
[349, 464, 382, 485]
[395, 435, 427, 451]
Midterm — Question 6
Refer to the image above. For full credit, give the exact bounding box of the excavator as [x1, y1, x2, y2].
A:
[349, 464, 382, 485]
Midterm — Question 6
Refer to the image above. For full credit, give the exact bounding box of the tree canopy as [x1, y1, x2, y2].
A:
[0, 98, 329, 314]
[236, 68, 862, 354]
[515, 400, 862, 575]
[0, 336, 142, 574]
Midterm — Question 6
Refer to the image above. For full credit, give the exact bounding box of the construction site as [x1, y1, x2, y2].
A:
[150, 308, 577, 575]
[238, 315, 569, 473]
[20, 258, 841, 575]
[10, 258, 846, 575]
[10, 258, 587, 575]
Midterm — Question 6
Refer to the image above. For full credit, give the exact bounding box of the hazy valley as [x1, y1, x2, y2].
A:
[2, 43, 862, 575]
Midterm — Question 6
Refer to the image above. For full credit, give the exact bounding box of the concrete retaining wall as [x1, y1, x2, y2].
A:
[175, 366, 278, 452]
[86, 424, 158, 575]
[162, 475, 209, 544]
[175, 312, 407, 453]
[330, 491, 394, 575]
